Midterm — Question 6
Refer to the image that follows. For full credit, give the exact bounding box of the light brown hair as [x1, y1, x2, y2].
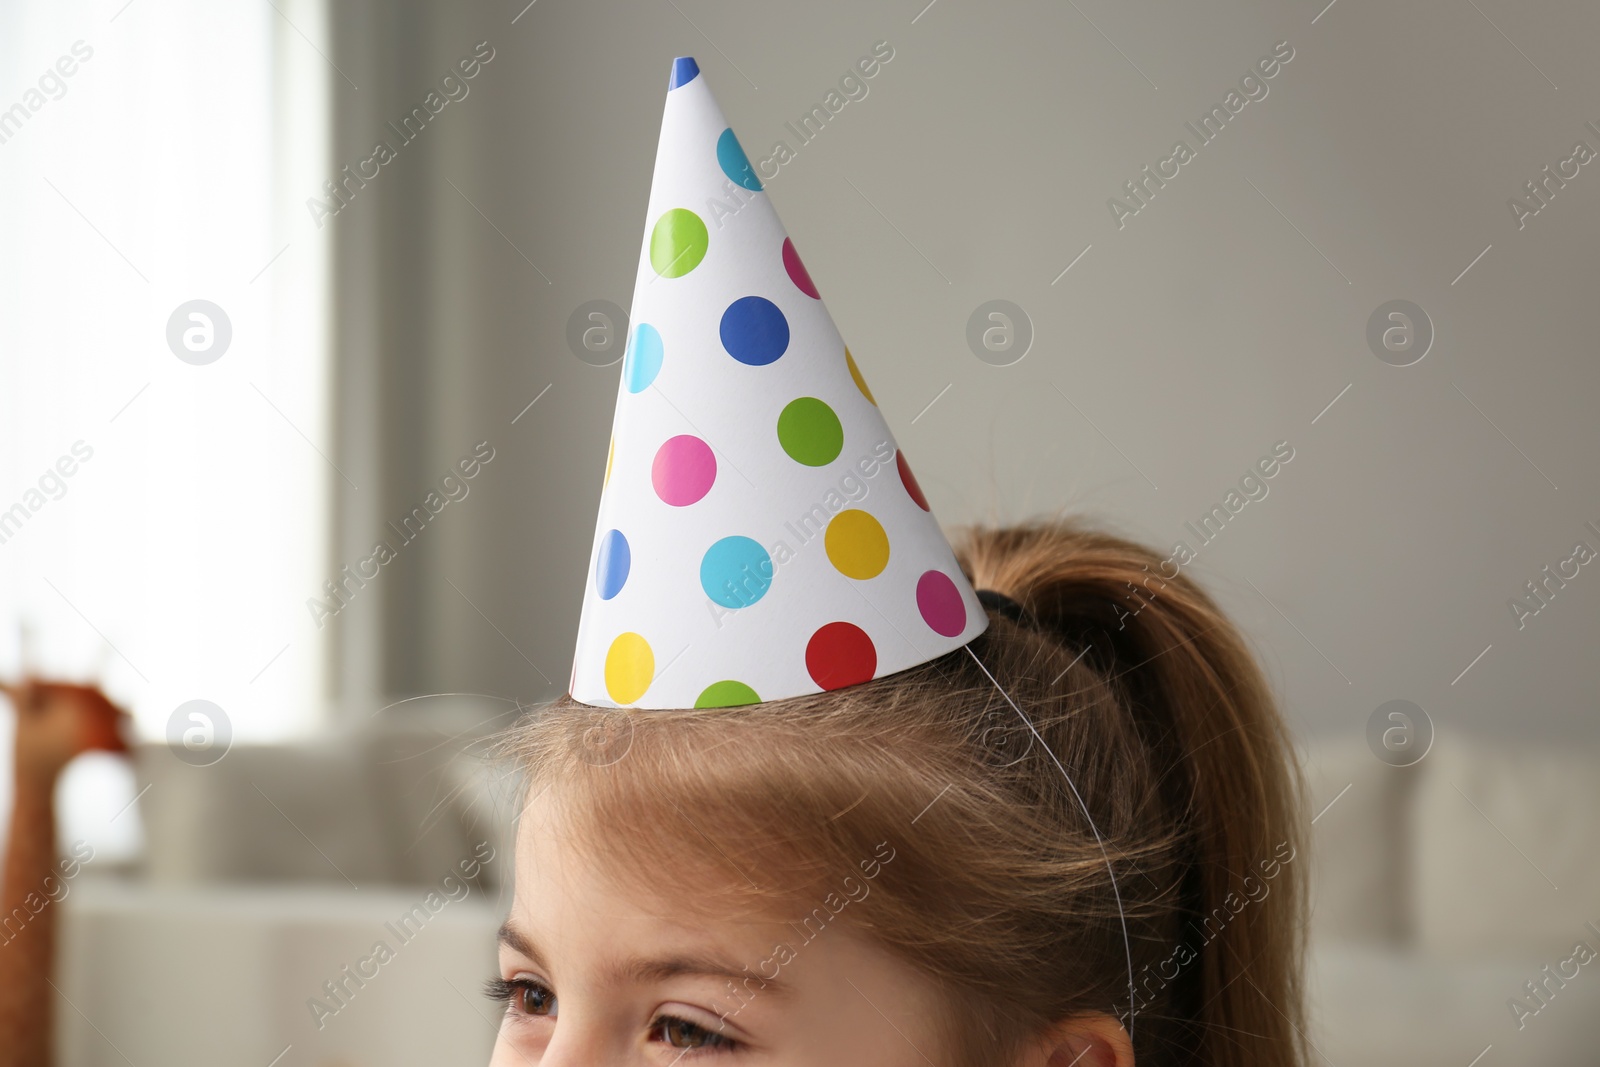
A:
[501, 517, 1307, 1067]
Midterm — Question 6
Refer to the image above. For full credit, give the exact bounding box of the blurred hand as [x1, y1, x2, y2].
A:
[2, 678, 129, 787]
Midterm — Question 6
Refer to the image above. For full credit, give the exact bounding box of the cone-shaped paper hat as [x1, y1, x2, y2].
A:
[569, 56, 987, 709]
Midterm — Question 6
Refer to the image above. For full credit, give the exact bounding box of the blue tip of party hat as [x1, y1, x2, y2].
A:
[668, 56, 700, 90]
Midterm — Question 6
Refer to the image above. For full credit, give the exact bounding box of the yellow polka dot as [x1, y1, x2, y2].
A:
[845, 348, 876, 406]
[825, 509, 890, 580]
[605, 434, 615, 486]
[604, 632, 654, 704]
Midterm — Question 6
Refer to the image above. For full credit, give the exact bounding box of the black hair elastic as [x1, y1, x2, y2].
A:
[975, 588, 1036, 628]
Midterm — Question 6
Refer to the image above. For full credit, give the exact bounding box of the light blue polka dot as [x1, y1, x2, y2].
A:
[595, 529, 630, 600]
[717, 128, 762, 192]
[624, 323, 663, 393]
[700, 536, 773, 608]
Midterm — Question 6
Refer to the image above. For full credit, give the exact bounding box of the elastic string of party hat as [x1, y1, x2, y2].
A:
[962, 643, 1137, 1041]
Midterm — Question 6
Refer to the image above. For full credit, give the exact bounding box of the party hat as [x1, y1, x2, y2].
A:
[569, 56, 987, 709]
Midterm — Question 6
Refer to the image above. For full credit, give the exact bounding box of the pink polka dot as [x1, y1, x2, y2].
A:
[916, 570, 967, 637]
[783, 238, 820, 299]
[652, 435, 716, 506]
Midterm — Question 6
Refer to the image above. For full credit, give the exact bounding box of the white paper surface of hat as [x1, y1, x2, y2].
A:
[569, 56, 988, 710]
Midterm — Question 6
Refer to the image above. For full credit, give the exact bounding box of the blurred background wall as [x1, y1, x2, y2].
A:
[2, 0, 1599, 1065]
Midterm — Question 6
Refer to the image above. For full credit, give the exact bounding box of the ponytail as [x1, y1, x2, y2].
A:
[956, 518, 1308, 1067]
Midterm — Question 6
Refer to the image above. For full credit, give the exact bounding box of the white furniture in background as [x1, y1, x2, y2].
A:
[1304, 733, 1600, 1067]
[58, 881, 501, 1067]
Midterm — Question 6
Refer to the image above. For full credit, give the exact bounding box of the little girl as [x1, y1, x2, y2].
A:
[484, 58, 1306, 1066]
[486, 519, 1305, 1067]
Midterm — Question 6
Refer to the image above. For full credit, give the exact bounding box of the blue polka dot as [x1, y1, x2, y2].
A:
[700, 536, 773, 608]
[596, 529, 630, 600]
[669, 57, 700, 90]
[717, 128, 762, 192]
[624, 323, 663, 393]
[719, 297, 789, 367]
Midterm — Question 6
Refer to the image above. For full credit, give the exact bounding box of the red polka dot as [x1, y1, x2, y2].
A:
[652, 435, 717, 506]
[897, 450, 929, 511]
[783, 238, 820, 299]
[916, 570, 967, 637]
[805, 622, 876, 690]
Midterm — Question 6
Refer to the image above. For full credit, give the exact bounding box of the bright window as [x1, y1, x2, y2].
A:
[0, 0, 330, 849]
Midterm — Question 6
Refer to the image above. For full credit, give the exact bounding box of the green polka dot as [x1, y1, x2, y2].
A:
[777, 397, 844, 467]
[695, 680, 761, 708]
[650, 208, 709, 278]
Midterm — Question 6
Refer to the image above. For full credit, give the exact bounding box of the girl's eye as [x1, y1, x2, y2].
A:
[486, 976, 558, 1018]
[653, 1014, 736, 1051]
[517, 981, 556, 1017]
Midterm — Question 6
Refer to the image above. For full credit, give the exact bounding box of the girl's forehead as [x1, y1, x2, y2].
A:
[510, 788, 774, 945]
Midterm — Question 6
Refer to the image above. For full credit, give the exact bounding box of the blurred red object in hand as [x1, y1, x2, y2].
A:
[3, 678, 130, 785]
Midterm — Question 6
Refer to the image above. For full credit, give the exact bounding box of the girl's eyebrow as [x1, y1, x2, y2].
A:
[611, 954, 789, 996]
[497, 919, 788, 997]
[498, 919, 545, 965]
